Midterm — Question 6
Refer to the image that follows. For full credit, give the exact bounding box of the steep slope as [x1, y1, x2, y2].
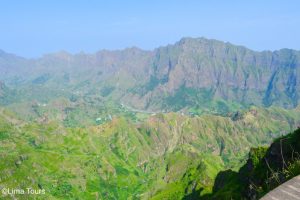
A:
[1, 106, 300, 199]
[204, 128, 300, 200]
[126, 38, 300, 112]
[0, 50, 30, 84]
[0, 110, 222, 199]
[1, 38, 300, 114]
[1, 38, 300, 199]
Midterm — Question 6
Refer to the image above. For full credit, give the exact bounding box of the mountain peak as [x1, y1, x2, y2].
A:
[175, 37, 251, 53]
[0, 49, 6, 55]
[0, 49, 13, 58]
[178, 37, 224, 44]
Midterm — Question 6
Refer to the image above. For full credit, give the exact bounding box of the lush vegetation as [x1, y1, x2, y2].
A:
[1, 106, 300, 199]
[204, 128, 300, 199]
[1, 38, 300, 199]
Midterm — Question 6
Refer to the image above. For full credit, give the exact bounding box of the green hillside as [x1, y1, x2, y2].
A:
[1, 105, 300, 199]
[204, 128, 300, 199]
[1, 38, 300, 199]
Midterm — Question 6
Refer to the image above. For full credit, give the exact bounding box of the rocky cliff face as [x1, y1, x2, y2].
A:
[1, 38, 300, 111]
[128, 38, 300, 110]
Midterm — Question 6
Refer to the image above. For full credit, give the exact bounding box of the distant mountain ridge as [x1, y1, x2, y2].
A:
[0, 37, 299, 112]
[1, 38, 300, 199]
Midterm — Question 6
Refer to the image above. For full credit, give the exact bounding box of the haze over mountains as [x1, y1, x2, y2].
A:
[1, 37, 300, 199]
[1, 37, 300, 113]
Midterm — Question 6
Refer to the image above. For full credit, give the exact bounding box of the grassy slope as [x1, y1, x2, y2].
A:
[0, 106, 300, 199]
[205, 128, 300, 199]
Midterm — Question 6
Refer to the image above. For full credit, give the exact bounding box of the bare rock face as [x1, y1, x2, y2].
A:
[0, 38, 300, 111]
[134, 38, 300, 110]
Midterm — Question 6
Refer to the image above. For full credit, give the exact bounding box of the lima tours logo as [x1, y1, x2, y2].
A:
[1, 187, 46, 196]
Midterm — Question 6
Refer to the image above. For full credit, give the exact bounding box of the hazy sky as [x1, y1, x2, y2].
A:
[1, 0, 299, 58]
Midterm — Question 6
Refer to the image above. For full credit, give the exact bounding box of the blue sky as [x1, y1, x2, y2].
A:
[1, 0, 299, 57]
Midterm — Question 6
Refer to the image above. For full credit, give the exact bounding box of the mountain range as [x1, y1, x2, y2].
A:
[1, 37, 300, 199]
[1, 37, 300, 113]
